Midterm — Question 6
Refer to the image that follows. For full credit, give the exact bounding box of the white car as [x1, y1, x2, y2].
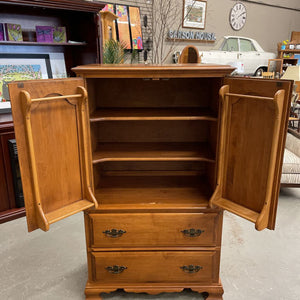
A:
[199, 36, 276, 76]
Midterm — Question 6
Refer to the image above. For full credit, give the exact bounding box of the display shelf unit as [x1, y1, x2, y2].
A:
[0, 41, 87, 46]
[87, 73, 220, 216]
[278, 49, 300, 58]
[0, 0, 105, 76]
[0, 114, 25, 223]
[277, 45, 299, 72]
[282, 58, 298, 70]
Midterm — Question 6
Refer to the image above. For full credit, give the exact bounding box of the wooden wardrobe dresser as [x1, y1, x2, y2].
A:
[9, 65, 292, 300]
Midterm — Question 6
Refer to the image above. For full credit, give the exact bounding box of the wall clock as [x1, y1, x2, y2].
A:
[230, 2, 247, 31]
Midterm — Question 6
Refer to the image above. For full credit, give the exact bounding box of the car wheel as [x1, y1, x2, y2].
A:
[255, 67, 266, 77]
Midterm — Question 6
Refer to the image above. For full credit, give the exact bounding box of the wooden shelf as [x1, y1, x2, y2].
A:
[0, 207, 26, 224]
[95, 175, 211, 207]
[90, 108, 218, 122]
[279, 49, 300, 55]
[92, 142, 215, 163]
[0, 41, 87, 46]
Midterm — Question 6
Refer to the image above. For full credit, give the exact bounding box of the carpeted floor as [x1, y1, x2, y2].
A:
[0, 187, 299, 300]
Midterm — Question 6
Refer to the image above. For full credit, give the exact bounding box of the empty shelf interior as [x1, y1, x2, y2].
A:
[92, 142, 215, 163]
[90, 108, 218, 122]
[94, 165, 214, 207]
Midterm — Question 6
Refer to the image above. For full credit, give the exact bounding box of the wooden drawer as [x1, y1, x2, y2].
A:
[89, 212, 221, 247]
[91, 251, 220, 283]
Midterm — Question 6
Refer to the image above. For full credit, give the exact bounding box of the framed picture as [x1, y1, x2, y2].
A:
[182, 0, 207, 29]
[102, 3, 114, 13]
[0, 53, 52, 102]
[115, 5, 131, 49]
[49, 53, 67, 79]
[53, 27, 67, 43]
[129, 6, 143, 50]
[267, 59, 283, 74]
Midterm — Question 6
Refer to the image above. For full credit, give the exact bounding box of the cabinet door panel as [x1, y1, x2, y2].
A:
[9, 78, 97, 232]
[211, 77, 291, 230]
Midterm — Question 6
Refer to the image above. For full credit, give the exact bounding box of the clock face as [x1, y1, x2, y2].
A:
[230, 2, 247, 31]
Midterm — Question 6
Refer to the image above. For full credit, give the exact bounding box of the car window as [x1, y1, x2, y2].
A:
[221, 38, 238, 51]
[240, 39, 256, 52]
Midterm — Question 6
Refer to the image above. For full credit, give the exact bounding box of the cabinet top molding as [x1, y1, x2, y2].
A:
[72, 64, 236, 78]
[0, 0, 105, 12]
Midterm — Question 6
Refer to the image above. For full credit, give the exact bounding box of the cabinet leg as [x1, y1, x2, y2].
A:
[85, 292, 102, 300]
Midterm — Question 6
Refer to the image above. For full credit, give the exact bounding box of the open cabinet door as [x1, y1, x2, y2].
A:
[210, 77, 292, 231]
[9, 78, 98, 232]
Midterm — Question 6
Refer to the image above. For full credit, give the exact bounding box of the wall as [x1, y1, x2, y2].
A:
[94, 0, 152, 63]
[93, 0, 300, 64]
[159, 0, 300, 63]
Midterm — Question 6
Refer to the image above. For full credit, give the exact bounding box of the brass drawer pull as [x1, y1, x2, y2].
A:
[181, 228, 204, 237]
[180, 265, 203, 273]
[105, 265, 127, 274]
[103, 229, 126, 238]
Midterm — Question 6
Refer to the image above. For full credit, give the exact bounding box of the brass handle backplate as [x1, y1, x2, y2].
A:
[180, 265, 203, 273]
[103, 229, 126, 238]
[105, 265, 127, 274]
[181, 228, 204, 237]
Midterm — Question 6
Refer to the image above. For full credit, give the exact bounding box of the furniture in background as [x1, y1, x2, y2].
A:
[0, 114, 25, 223]
[277, 31, 300, 74]
[0, 0, 105, 76]
[8, 139, 24, 208]
[0, 0, 105, 223]
[281, 129, 300, 187]
[179, 45, 201, 63]
[268, 59, 283, 74]
[281, 65, 300, 99]
[262, 72, 275, 79]
[100, 11, 118, 45]
[10, 65, 292, 300]
[281, 66, 300, 132]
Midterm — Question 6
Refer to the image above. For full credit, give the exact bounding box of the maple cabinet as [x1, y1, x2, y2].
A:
[9, 65, 292, 299]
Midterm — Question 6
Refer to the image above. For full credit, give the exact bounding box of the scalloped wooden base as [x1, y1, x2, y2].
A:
[85, 282, 224, 299]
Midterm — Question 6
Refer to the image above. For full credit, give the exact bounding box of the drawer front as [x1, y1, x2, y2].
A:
[89, 212, 221, 247]
[91, 251, 220, 284]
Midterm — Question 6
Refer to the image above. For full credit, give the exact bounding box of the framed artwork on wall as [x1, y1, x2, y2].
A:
[129, 6, 143, 50]
[49, 53, 67, 78]
[102, 3, 114, 13]
[0, 53, 52, 102]
[102, 4, 145, 52]
[182, 0, 207, 29]
[115, 5, 131, 49]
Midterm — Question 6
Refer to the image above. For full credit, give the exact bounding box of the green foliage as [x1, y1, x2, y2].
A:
[131, 49, 138, 64]
[103, 40, 126, 64]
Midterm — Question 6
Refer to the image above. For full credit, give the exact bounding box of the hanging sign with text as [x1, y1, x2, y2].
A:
[167, 30, 216, 42]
